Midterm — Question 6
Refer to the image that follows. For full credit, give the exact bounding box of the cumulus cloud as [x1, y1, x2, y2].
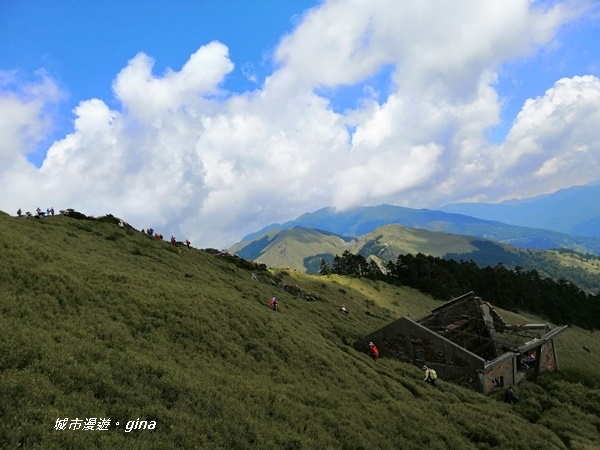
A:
[0, 71, 61, 161]
[0, 71, 62, 208]
[1, 0, 598, 247]
[112, 41, 234, 122]
[494, 75, 600, 197]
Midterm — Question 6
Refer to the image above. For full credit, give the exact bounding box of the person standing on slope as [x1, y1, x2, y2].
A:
[504, 386, 518, 404]
[270, 297, 278, 311]
[368, 342, 379, 361]
[423, 365, 437, 387]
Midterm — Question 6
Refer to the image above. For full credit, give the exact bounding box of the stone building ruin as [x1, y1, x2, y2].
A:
[354, 291, 567, 394]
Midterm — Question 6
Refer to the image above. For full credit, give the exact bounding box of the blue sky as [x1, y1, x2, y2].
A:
[4, 0, 597, 153]
[1, 0, 599, 247]
[1, 0, 318, 163]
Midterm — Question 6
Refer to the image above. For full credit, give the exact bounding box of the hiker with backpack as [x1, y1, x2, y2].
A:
[270, 297, 278, 311]
[423, 365, 437, 386]
[368, 342, 379, 361]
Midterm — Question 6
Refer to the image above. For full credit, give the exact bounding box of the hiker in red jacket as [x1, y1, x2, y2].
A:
[368, 342, 379, 361]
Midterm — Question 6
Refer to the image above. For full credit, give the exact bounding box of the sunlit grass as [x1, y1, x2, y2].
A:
[0, 211, 598, 449]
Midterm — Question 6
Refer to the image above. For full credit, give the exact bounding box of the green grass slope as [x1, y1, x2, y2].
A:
[1, 212, 599, 449]
[230, 226, 352, 271]
[230, 224, 479, 273]
[356, 223, 479, 258]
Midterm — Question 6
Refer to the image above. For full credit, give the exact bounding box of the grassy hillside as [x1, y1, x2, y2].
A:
[230, 224, 480, 271]
[230, 227, 354, 271]
[1, 211, 599, 449]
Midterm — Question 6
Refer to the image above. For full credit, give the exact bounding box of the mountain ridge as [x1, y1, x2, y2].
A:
[440, 183, 600, 236]
[239, 204, 600, 256]
[230, 223, 600, 293]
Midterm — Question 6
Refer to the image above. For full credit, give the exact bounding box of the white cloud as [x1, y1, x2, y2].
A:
[1, 0, 598, 247]
[112, 41, 234, 122]
[0, 71, 61, 162]
[492, 75, 600, 198]
[0, 71, 62, 210]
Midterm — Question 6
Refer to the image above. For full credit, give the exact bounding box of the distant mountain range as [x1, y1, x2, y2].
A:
[439, 183, 600, 237]
[238, 204, 600, 256]
[230, 188, 600, 292]
[229, 223, 600, 293]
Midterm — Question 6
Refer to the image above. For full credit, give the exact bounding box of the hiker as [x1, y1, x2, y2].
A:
[522, 353, 535, 369]
[340, 305, 349, 314]
[170, 236, 177, 245]
[270, 297, 278, 311]
[17, 208, 21, 217]
[50, 207, 55, 215]
[185, 239, 191, 249]
[504, 386, 518, 404]
[46, 208, 51, 215]
[368, 342, 379, 361]
[423, 365, 437, 386]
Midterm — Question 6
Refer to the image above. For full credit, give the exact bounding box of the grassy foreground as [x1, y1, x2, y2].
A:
[1, 211, 599, 449]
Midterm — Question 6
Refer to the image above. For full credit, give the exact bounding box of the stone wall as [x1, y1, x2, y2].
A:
[540, 339, 558, 372]
[355, 317, 486, 390]
[482, 353, 516, 394]
[354, 293, 566, 394]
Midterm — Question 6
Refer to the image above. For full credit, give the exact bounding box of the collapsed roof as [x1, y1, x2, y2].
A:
[355, 291, 567, 393]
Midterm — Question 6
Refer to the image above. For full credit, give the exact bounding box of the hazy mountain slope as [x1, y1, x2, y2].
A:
[231, 223, 600, 293]
[240, 204, 600, 255]
[572, 215, 600, 236]
[354, 224, 479, 258]
[1, 211, 599, 449]
[229, 226, 353, 269]
[231, 224, 480, 272]
[440, 183, 600, 237]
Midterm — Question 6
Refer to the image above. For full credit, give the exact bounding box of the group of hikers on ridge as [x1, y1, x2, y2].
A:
[142, 228, 191, 249]
[16, 208, 195, 252]
[17, 207, 55, 218]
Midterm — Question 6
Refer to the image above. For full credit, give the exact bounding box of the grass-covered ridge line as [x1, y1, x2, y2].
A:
[231, 222, 600, 295]
[1, 211, 599, 449]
